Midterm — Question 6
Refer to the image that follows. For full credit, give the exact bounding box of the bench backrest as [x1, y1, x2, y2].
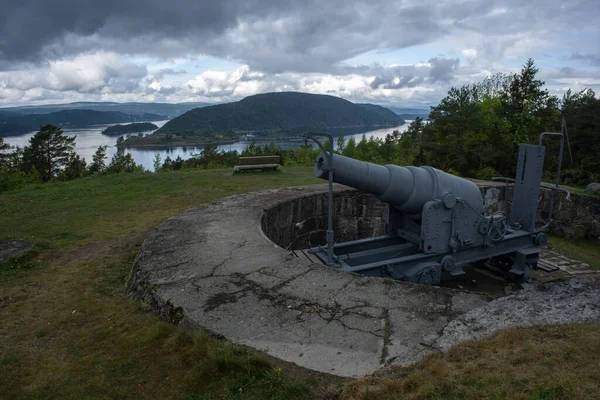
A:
[239, 156, 280, 166]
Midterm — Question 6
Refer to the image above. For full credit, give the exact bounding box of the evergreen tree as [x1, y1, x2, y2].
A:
[62, 154, 88, 180]
[89, 145, 108, 174]
[560, 88, 600, 183]
[162, 156, 173, 170]
[153, 152, 162, 172]
[336, 135, 346, 153]
[107, 150, 138, 173]
[22, 125, 76, 182]
[0, 137, 11, 167]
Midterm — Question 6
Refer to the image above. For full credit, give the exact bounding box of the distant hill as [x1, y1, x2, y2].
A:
[0, 110, 20, 119]
[0, 101, 212, 119]
[0, 109, 165, 136]
[157, 92, 405, 137]
[385, 106, 430, 120]
[397, 113, 429, 121]
[102, 122, 159, 136]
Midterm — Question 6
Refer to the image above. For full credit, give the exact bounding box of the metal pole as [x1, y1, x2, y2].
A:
[304, 132, 336, 266]
[326, 136, 334, 266]
[538, 131, 565, 231]
[562, 119, 573, 166]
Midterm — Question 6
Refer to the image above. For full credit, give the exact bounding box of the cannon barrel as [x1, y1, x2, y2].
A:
[314, 153, 483, 214]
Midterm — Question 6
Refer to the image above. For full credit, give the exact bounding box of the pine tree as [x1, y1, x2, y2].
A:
[22, 125, 76, 181]
[153, 152, 162, 172]
[89, 145, 108, 174]
[62, 154, 88, 180]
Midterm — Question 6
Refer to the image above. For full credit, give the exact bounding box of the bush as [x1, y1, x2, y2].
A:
[561, 169, 592, 186]
[474, 166, 500, 180]
[0, 167, 40, 193]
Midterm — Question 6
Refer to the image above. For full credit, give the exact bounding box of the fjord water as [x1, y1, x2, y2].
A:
[3, 121, 411, 171]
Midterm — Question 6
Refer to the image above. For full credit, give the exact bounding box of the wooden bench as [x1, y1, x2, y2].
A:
[233, 156, 281, 172]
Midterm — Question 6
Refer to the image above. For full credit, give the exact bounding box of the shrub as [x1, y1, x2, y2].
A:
[561, 169, 592, 186]
[474, 166, 500, 180]
[0, 167, 40, 193]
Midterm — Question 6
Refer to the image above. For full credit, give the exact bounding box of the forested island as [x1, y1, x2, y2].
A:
[121, 92, 404, 147]
[102, 122, 159, 136]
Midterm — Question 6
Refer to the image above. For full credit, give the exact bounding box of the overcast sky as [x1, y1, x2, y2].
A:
[0, 0, 598, 107]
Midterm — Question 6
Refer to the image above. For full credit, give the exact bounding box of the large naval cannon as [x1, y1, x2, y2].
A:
[307, 132, 568, 286]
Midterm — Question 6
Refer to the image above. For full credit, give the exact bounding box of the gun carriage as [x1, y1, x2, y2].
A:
[306, 132, 568, 286]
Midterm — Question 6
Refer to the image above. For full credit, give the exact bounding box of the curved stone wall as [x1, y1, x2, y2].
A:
[261, 189, 387, 250]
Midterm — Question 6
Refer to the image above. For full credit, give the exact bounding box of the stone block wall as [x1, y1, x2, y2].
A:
[479, 184, 600, 241]
[261, 190, 386, 250]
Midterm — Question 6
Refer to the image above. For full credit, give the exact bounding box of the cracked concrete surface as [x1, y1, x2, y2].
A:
[128, 184, 600, 377]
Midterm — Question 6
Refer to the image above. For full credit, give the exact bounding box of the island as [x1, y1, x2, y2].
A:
[120, 92, 405, 147]
[102, 122, 159, 136]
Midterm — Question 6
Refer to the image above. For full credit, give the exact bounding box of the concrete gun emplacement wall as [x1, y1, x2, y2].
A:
[310, 134, 568, 287]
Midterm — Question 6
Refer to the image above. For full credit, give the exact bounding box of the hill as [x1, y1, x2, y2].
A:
[156, 92, 404, 137]
[0, 101, 211, 119]
[0, 109, 165, 136]
[385, 106, 430, 120]
[102, 122, 159, 136]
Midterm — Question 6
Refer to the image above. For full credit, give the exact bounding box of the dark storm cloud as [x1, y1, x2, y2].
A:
[1, 0, 599, 106]
[2, 0, 598, 74]
[0, 0, 293, 63]
[0, 0, 490, 73]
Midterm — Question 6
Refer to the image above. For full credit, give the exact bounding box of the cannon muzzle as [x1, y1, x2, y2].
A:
[314, 153, 483, 214]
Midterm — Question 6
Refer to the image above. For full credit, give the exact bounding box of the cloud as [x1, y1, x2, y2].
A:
[428, 58, 460, 82]
[0, 52, 147, 94]
[0, 0, 599, 106]
[366, 58, 458, 90]
[186, 66, 293, 100]
[150, 68, 187, 81]
[2, 0, 596, 73]
[570, 53, 600, 67]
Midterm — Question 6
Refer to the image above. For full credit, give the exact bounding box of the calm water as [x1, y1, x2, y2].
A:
[3, 121, 412, 171]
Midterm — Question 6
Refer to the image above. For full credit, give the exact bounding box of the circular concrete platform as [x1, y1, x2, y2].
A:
[128, 184, 600, 377]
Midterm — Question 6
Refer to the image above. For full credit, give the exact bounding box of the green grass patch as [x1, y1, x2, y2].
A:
[548, 236, 600, 270]
[0, 168, 319, 249]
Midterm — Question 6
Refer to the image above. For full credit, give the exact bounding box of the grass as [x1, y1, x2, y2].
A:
[0, 168, 319, 249]
[342, 324, 600, 400]
[0, 168, 335, 400]
[1, 167, 599, 399]
[549, 236, 600, 270]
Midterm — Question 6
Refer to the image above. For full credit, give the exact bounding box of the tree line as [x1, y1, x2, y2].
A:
[0, 125, 142, 192]
[1, 59, 598, 193]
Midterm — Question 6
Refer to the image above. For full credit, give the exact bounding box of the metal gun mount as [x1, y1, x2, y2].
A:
[308, 131, 569, 286]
